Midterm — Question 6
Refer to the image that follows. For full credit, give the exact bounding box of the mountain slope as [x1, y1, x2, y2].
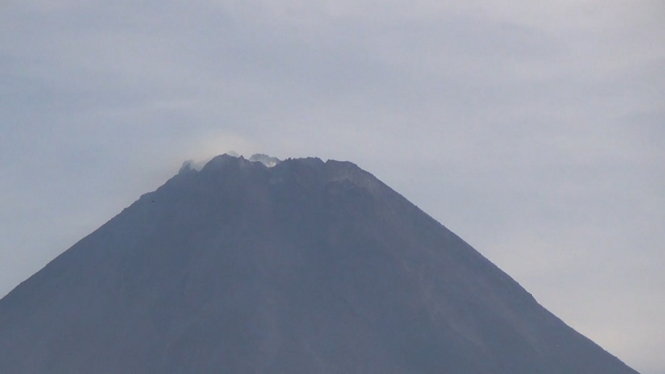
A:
[0, 154, 638, 373]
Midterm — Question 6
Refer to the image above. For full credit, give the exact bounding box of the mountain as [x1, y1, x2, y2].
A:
[0, 154, 638, 373]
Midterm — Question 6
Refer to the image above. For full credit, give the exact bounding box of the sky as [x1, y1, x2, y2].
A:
[1, 0, 663, 372]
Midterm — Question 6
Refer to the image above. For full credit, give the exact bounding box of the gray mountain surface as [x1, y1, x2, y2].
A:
[0, 154, 639, 373]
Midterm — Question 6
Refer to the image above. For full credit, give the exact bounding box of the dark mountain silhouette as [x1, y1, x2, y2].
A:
[0, 154, 638, 373]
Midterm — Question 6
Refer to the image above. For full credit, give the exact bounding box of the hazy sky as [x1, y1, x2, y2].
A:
[1, 1, 663, 372]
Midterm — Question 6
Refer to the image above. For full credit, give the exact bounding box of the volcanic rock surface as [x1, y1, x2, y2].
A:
[0, 154, 639, 373]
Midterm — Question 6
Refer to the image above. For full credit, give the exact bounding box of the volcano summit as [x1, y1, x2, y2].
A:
[0, 154, 638, 373]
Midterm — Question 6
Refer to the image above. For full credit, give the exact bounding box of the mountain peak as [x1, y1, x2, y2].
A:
[249, 153, 281, 167]
[200, 152, 248, 171]
[179, 153, 282, 174]
[0, 156, 638, 374]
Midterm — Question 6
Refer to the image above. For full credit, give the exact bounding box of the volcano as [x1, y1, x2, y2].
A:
[0, 154, 638, 373]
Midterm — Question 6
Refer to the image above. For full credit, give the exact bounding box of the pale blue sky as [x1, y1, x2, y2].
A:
[1, 1, 663, 372]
